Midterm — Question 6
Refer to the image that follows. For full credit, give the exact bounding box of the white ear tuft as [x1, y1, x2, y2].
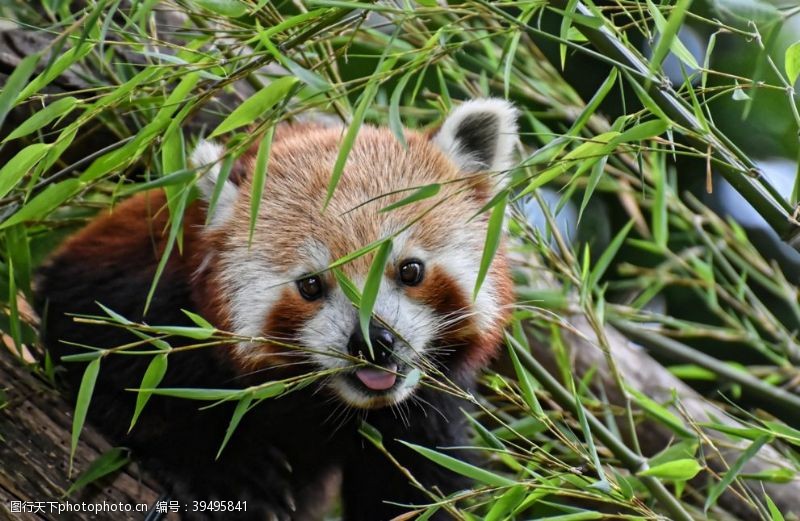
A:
[433, 98, 519, 174]
[190, 140, 238, 226]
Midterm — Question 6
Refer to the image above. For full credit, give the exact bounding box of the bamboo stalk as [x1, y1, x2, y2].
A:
[508, 335, 696, 521]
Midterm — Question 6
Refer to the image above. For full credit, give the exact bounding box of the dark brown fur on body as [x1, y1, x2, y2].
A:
[36, 100, 518, 520]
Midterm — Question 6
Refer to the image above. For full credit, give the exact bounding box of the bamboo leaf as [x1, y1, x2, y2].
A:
[140, 388, 242, 400]
[191, 0, 248, 17]
[647, 0, 697, 75]
[129, 354, 168, 432]
[588, 220, 634, 289]
[0, 178, 81, 229]
[64, 447, 129, 497]
[474, 196, 507, 300]
[217, 395, 253, 459]
[18, 44, 94, 102]
[359, 239, 393, 358]
[249, 127, 275, 245]
[70, 358, 101, 474]
[0, 54, 39, 129]
[704, 435, 770, 511]
[325, 56, 398, 208]
[400, 441, 515, 487]
[0, 144, 51, 199]
[3, 97, 78, 143]
[639, 458, 702, 480]
[380, 184, 440, 213]
[785, 41, 800, 85]
[210, 77, 297, 137]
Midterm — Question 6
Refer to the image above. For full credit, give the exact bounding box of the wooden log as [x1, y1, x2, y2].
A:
[0, 344, 166, 521]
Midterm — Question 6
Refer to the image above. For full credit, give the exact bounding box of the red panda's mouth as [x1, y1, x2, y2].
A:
[354, 363, 398, 391]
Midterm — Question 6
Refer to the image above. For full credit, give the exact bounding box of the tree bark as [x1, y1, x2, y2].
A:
[0, 345, 165, 521]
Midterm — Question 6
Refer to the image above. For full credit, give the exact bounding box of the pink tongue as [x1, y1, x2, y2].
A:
[355, 367, 397, 391]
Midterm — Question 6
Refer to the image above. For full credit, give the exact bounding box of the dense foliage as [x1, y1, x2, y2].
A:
[1, 0, 800, 519]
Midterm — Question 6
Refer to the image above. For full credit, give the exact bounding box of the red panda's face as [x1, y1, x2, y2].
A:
[192, 99, 517, 408]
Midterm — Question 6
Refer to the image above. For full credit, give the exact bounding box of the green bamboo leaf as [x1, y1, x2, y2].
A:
[647, 0, 697, 75]
[650, 440, 699, 468]
[474, 196, 507, 300]
[6, 225, 31, 300]
[18, 44, 94, 102]
[129, 354, 168, 432]
[141, 388, 242, 400]
[3, 97, 78, 143]
[0, 144, 51, 199]
[380, 184, 440, 213]
[568, 69, 618, 138]
[705, 435, 770, 511]
[148, 325, 216, 340]
[638, 458, 702, 480]
[249, 127, 275, 245]
[325, 56, 398, 208]
[191, 0, 248, 17]
[464, 413, 504, 451]
[627, 385, 694, 437]
[329, 238, 386, 271]
[612, 120, 669, 145]
[0, 54, 40, 129]
[587, 220, 634, 289]
[388, 71, 413, 148]
[96, 302, 133, 325]
[506, 334, 543, 415]
[740, 468, 794, 483]
[64, 447, 129, 497]
[766, 494, 786, 521]
[70, 357, 101, 474]
[401, 441, 514, 487]
[358, 420, 383, 447]
[258, 32, 331, 93]
[182, 309, 215, 330]
[485, 485, 526, 521]
[359, 239, 393, 358]
[80, 73, 200, 184]
[161, 125, 187, 222]
[785, 41, 800, 85]
[210, 77, 297, 137]
[143, 187, 191, 313]
[559, 0, 579, 69]
[517, 131, 620, 199]
[217, 395, 253, 459]
[652, 152, 668, 250]
[536, 513, 603, 521]
[333, 268, 362, 306]
[117, 169, 196, 197]
[35, 125, 78, 180]
[0, 178, 81, 229]
[205, 153, 235, 226]
[399, 368, 421, 391]
[577, 155, 607, 224]
[6, 258, 22, 354]
[251, 382, 287, 400]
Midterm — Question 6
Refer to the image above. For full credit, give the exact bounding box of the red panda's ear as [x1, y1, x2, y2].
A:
[190, 140, 239, 226]
[432, 98, 519, 176]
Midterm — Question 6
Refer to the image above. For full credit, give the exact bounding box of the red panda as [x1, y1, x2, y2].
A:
[34, 98, 518, 520]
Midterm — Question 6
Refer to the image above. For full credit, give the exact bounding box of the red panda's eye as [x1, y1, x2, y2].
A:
[399, 260, 425, 286]
[297, 275, 324, 301]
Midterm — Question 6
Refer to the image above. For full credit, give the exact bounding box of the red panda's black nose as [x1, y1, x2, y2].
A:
[347, 321, 396, 365]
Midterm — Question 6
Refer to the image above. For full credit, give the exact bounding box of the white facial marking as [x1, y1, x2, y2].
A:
[220, 241, 331, 357]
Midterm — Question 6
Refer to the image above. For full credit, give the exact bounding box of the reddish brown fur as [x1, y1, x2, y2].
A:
[56, 124, 514, 374]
